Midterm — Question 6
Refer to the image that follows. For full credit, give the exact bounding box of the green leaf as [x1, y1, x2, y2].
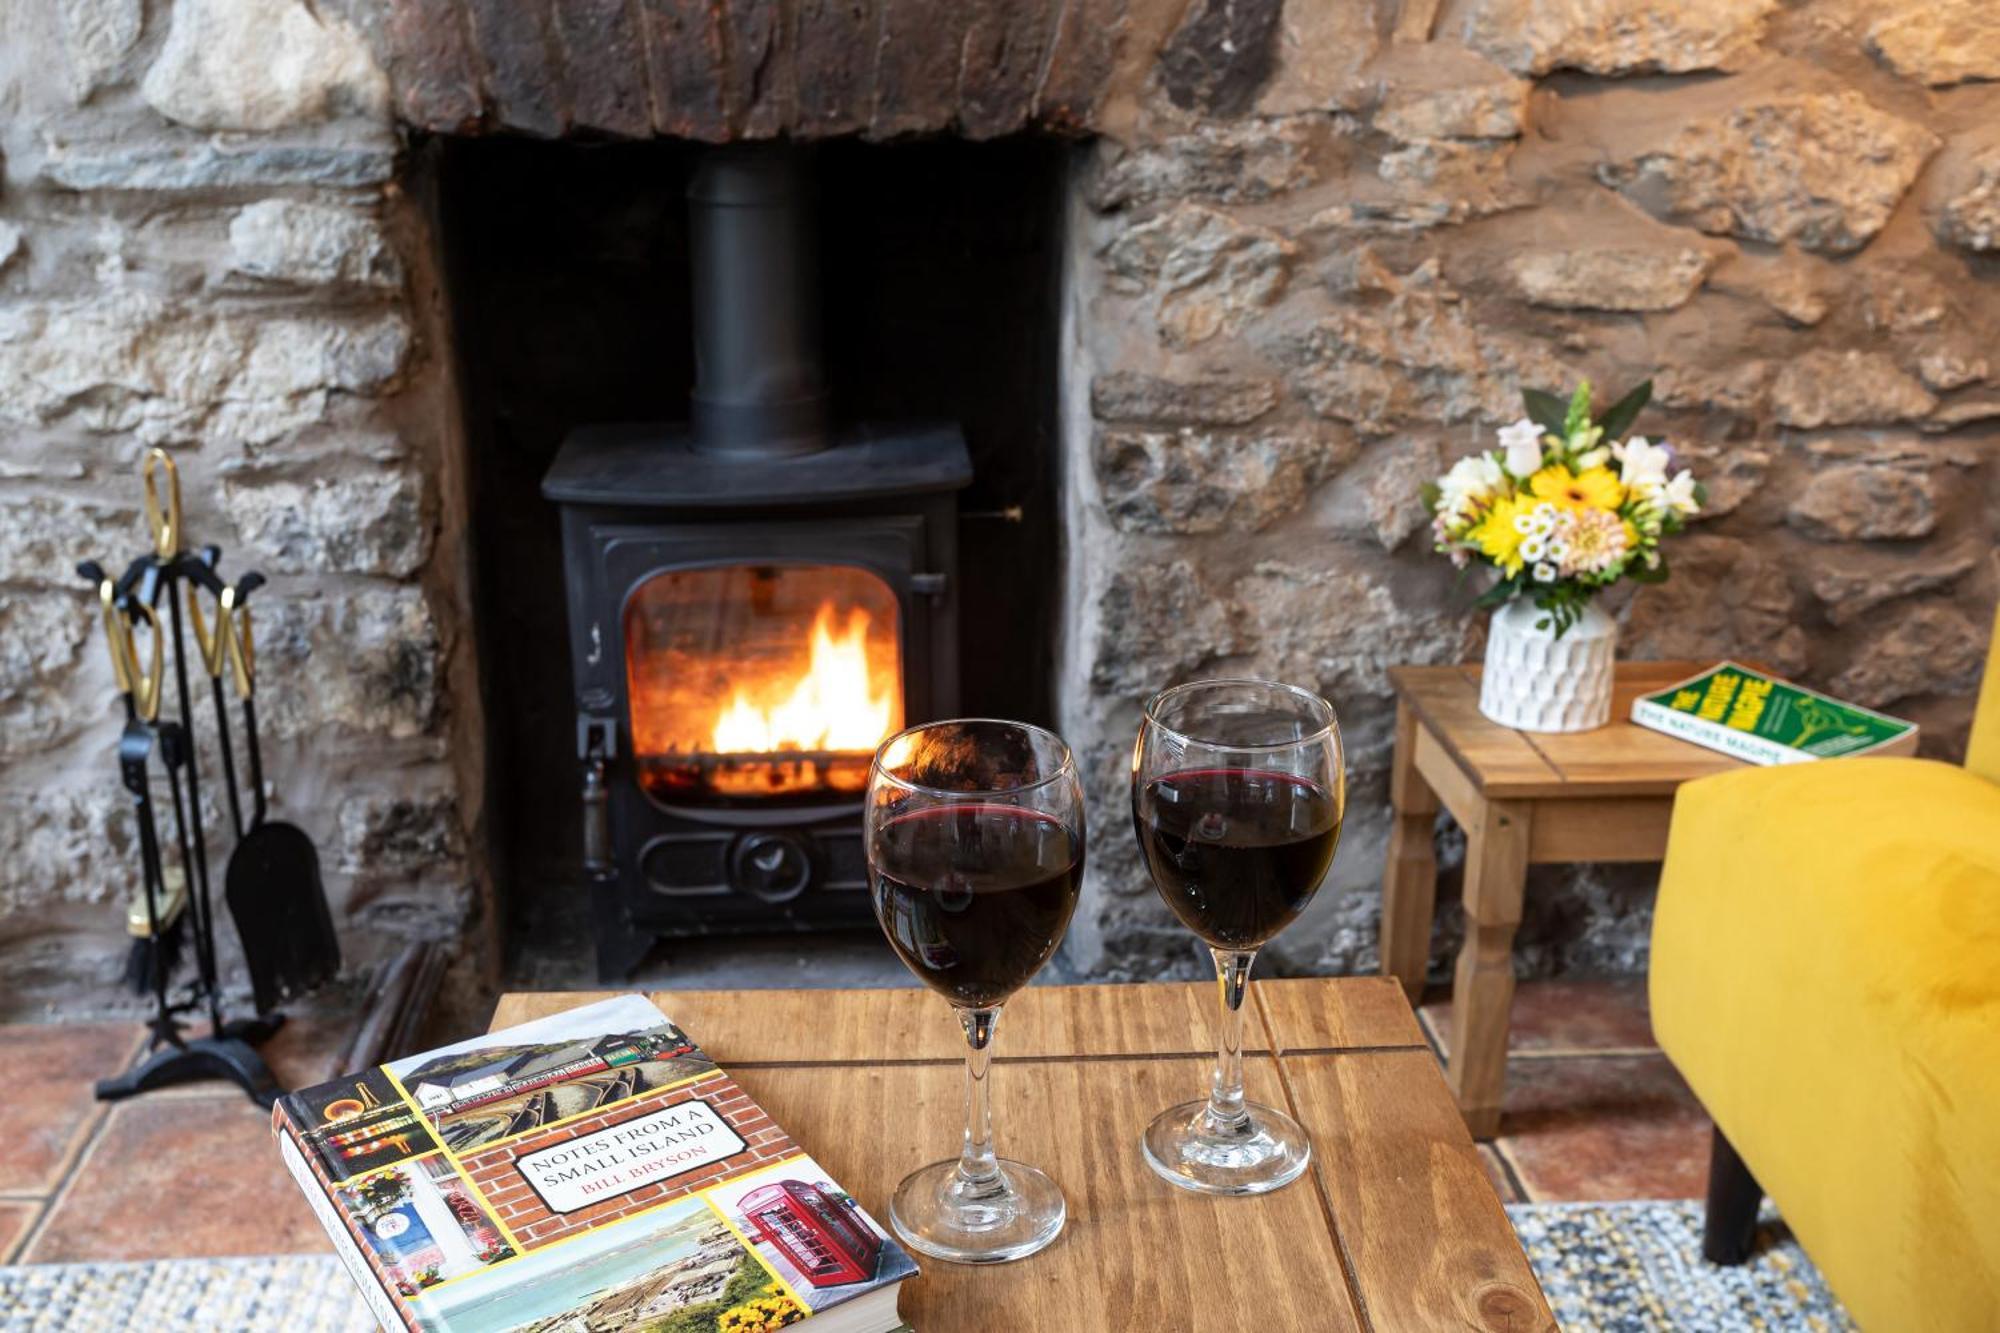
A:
[1564, 380, 1593, 435]
[1521, 389, 1569, 436]
[1419, 481, 1441, 509]
[1595, 379, 1653, 442]
[1627, 557, 1671, 585]
[1474, 574, 1523, 609]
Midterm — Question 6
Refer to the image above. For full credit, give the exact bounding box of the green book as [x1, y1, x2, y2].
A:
[1631, 662, 1919, 765]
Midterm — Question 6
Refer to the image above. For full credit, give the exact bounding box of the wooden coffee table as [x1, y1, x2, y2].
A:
[1380, 661, 1745, 1138]
[493, 979, 1552, 1332]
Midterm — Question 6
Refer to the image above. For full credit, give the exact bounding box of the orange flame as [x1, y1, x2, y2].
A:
[708, 605, 898, 756]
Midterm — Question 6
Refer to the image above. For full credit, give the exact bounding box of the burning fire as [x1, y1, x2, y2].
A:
[708, 605, 899, 757]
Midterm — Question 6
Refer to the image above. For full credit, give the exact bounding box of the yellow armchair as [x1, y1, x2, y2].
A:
[1651, 604, 2000, 1332]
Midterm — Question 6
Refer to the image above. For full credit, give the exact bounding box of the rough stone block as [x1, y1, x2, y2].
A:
[1088, 122, 1318, 211]
[141, 0, 389, 131]
[0, 295, 410, 445]
[1089, 371, 1279, 425]
[1089, 559, 1242, 696]
[0, 493, 137, 586]
[1867, 2, 2000, 88]
[221, 470, 429, 578]
[1786, 463, 1936, 542]
[0, 223, 22, 274]
[1831, 603, 1987, 708]
[1375, 77, 1530, 142]
[38, 138, 397, 190]
[1157, 0, 1281, 118]
[1770, 350, 1936, 428]
[869, 0, 967, 137]
[256, 585, 441, 741]
[1808, 543, 1982, 627]
[228, 200, 401, 289]
[58, 0, 143, 103]
[0, 786, 127, 918]
[1460, 0, 1775, 76]
[1509, 246, 1713, 312]
[1934, 142, 2000, 253]
[1094, 426, 1346, 534]
[336, 790, 465, 875]
[1236, 560, 1473, 700]
[0, 592, 95, 760]
[1256, 0, 1376, 115]
[722, 0, 789, 138]
[1623, 534, 1807, 675]
[1601, 91, 1939, 255]
[1100, 203, 1295, 348]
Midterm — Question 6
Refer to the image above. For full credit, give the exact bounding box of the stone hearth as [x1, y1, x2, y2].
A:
[2, 0, 1996, 1014]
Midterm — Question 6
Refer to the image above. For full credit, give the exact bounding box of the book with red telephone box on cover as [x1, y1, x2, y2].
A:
[272, 994, 917, 1333]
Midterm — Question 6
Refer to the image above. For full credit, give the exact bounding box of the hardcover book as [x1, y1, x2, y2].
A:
[273, 994, 918, 1332]
[1630, 662, 1919, 765]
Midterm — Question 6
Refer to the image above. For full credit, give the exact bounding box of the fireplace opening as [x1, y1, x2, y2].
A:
[624, 563, 904, 806]
[426, 135, 1071, 981]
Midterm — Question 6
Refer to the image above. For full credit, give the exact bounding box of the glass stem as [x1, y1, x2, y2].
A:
[1205, 949, 1256, 1136]
[956, 1005, 1005, 1195]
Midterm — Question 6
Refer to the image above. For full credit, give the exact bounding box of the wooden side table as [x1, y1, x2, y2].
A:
[1380, 661, 1743, 1138]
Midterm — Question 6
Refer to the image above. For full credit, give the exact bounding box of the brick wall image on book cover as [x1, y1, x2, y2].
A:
[272, 994, 917, 1332]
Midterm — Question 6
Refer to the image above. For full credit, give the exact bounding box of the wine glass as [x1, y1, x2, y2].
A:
[1131, 679, 1345, 1195]
[865, 718, 1085, 1263]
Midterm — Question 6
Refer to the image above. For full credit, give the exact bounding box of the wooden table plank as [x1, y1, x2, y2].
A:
[1284, 1050, 1556, 1332]
[734, 1055, 1365, 1333]
[494, 981, 1271, 1064]
[1398, 662, 1746, 798]
[1254, 975, 1427, 1053]
[1389, 666, 1562, 796]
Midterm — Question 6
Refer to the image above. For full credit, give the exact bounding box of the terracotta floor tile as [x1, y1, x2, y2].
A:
[1493, 1054, 1711, 1203]
[1422, 978, 1656, 1059]
[0, 1022, 144, 1193]
[0, 1200, 42, 1262]
[24, 1091, 325, 1262]
[258, 1011, 353, 1091]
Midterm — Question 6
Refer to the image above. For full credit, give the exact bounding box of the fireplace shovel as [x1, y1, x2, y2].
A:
[207, 583, 341, 1014]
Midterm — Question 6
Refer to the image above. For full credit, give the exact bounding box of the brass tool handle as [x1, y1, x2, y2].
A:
[102, 592, 166, 723]
[141, 448, 183, 561]
[222, 586, 255, 700]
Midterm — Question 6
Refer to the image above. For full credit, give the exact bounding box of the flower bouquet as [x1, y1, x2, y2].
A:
[1424, 379, 1703, 731]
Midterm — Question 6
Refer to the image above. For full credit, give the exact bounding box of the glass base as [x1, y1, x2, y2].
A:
[1141, 1099, 1312, 1196]
[888, 1158, 1066, 1264]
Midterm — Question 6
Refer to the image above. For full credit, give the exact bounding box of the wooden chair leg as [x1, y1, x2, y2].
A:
[1445, 797, 1531, 1140]
[1702, 1124, 1763, 1265]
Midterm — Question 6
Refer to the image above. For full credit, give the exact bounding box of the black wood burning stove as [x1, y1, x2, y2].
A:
[543, 147, 971, 978]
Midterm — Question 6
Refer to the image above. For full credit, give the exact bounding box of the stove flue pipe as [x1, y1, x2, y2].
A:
[687, 145, 829, 459]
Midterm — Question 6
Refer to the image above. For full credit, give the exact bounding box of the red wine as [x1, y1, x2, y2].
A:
[1134, 769, 1340, 949]
[871, 806, 1083, 1008]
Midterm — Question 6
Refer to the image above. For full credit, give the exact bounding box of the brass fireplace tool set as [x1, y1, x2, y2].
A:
[79, 448, 340, 1106]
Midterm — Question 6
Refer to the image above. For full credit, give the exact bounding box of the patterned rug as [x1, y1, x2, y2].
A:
[0, 1201, 1854, 1331]
[1510, 1200, 1856, 1331]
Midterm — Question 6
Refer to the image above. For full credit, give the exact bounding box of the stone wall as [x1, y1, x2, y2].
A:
[4, 0, 1998, 1011]
[1056, 0, 2000, 980]
[0, 0, 482, 1016]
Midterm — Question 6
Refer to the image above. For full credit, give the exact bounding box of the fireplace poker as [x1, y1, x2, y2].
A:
[141, 448, 226, 1034]
[91, 574, 183, 1041]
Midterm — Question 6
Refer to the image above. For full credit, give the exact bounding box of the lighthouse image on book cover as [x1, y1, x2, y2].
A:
[713, 1155, 918, 1311]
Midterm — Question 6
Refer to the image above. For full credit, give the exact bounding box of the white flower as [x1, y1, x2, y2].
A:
[1437, 452, 1506, 515]
[1662, 469, 1700, 516]
[1533, 561, 1558, 583]
[1574, 446, 1611, 471]
[1614, 436, 1672, 491]
[1497, 418, 1546, 478]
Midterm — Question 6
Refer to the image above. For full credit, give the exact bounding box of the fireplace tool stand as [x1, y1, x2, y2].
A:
[79, 450, 326, 1108]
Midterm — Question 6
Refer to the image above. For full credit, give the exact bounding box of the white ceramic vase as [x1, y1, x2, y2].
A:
[1479, 598, 1617, 732]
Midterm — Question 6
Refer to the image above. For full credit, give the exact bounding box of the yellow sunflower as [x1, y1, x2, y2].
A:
[1526, 464, 1625, 513]
[1469, 493, 1529, 576]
